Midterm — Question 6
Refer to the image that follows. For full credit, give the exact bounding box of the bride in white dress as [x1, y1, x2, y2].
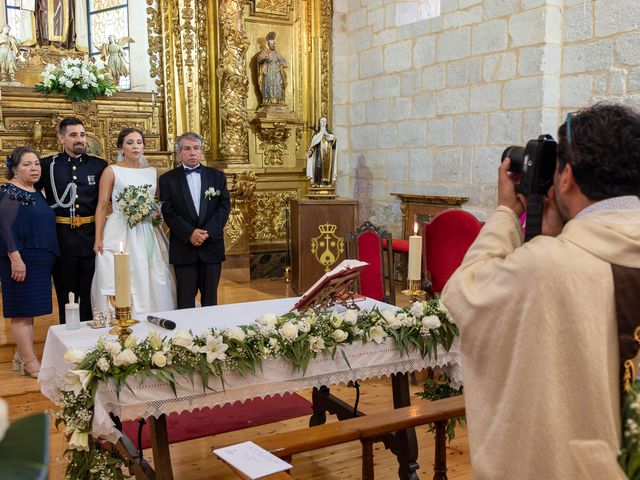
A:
[91, 128, 176, 317]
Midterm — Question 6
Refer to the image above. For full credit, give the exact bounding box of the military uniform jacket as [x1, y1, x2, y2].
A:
[37, 152, 108, 257]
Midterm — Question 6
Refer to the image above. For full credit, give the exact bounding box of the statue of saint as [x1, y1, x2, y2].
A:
[0, 25, 21, 85]
[257, 32, 287, 104]
[35, 0, 76, 49]
[99, 35, 134, 83]
[306, 117, 337, 186]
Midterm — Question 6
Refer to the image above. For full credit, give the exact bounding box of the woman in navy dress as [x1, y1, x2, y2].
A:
[0, 147, 59, 378]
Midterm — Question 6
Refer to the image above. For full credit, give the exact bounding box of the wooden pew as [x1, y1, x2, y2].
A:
[217, 395, 465, 480]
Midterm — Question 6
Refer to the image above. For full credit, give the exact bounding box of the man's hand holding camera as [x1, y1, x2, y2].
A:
[498, 158, 526, 217]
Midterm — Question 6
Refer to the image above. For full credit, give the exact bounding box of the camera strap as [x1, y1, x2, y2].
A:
[611, 263, 640, 406]
[524, 194, 545, 241]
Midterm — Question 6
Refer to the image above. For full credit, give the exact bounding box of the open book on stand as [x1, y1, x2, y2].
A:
[292, 259, 369, 312]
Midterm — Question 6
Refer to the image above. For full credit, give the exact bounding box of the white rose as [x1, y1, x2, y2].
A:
[280, 321, 299, 340]
[172, 330, 194, 348]
[421, 315, 442, 330]
[124, 334, 138, 349]
[152, 351, 167, 368]
[0, 398, 8, 442]
[410, 301, 424, 318]
[104, 341, 122, 357]
[298, 320, 311, 333]
[227, 327, 246, 342]
[258, 313, 278, 326]
[113, 348, 138, 367]
[309, 336, 325, 353]
[343, 309, 359, 325]
[382, 310, 402, 329]
[68, 429, 90, 451]
[65, 80, 74, 88]
[332, 329, 348, 343]
[63, 347, 86, 365]
[149, 331, 163, 351]
[369, 325, 387, 344]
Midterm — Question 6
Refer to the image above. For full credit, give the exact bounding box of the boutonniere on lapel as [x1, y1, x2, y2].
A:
[204, 187, 221, 200]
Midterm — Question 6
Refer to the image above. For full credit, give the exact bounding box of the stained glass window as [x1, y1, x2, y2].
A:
[87, 0, 130, 90]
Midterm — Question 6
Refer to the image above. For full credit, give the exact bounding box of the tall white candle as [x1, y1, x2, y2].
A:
[407, 222, 422, 281]
[114, 242, 131, 308]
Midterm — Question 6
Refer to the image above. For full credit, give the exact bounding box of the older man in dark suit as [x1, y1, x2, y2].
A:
[159, 133, 230, 308]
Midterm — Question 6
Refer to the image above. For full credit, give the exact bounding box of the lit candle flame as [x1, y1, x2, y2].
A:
[414, 222, 419, 236]
[119, 241, 124, 254]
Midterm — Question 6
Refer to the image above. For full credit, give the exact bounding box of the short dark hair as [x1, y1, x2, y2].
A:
[117, 128, 145, 148]
[557, 103, 640, 200]
[6, 146, 39, 180]
[175, 132, 203, 152]
[59, 117, 84, 134]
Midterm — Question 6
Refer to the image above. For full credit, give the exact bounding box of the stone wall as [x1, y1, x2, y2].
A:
[333, 0, 640, 234]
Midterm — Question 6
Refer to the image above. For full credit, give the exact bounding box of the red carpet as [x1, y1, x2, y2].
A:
[121, 393, 312, 449]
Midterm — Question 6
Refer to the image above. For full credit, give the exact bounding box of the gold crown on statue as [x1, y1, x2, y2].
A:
[318, 223, 337, 234]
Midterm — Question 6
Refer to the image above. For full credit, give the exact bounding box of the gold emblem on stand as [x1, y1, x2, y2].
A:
[623, 326, 640, 393]
[311, 223, 344, 272]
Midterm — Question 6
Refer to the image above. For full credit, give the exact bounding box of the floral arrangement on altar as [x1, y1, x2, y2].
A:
[115, 184, 163, 229]
[55, 300, 458, 479]
[35, 57, 118, 102]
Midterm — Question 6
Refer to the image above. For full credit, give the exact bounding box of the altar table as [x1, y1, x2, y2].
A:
[39, 297, 462, 479]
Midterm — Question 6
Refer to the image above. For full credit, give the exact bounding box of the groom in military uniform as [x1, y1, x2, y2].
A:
[37, 117, 108, 323]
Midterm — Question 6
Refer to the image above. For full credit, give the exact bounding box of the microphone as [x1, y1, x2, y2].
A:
[147, 315, 176, 330]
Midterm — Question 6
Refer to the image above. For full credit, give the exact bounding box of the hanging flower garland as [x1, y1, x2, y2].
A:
[56, 300, 459, 479]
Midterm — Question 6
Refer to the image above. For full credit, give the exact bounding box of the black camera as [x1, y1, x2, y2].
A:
[501, 134, 557, 196]
[501, 134, 558, 241]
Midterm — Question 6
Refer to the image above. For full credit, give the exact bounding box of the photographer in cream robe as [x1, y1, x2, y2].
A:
[442, 104, 640, 480]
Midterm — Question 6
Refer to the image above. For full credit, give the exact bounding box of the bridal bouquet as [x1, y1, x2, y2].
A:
[35, 57, 118, 102]
[115, 184, 163, 228]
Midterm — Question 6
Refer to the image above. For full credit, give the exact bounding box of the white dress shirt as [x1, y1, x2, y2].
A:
[184, 165, 202, 214]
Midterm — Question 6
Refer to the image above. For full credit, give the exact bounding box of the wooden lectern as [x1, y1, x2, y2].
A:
[290, 199, 357, 293]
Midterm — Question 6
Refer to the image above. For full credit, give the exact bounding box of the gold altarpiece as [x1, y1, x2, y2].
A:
[0, 0, 333, 264]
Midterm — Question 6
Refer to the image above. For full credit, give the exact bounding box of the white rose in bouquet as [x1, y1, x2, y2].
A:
[280, 321, 299, 340]
[172, 330, 194, 348]
[64, 347, 86, 364]
[332, 329, 348, 343]
[113, 348, 138, 367]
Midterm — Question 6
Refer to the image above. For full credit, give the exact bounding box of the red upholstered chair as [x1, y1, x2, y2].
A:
[347, 221, 396, 305]
[422, 209, 483, 296]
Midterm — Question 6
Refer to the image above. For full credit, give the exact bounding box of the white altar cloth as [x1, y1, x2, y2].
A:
[39, 297, 462, 443]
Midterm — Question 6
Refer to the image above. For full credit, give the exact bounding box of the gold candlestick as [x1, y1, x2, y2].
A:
[401, 279, 426, 303]
[108, 297, 139, 342]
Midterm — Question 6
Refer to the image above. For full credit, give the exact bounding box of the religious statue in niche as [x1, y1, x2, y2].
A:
[35, 0, 76, 49]
[306, 117, 338, 198]
[99, 35, 135, 83]
[0, 25, 24, 85]
[257, 31, 287, 105]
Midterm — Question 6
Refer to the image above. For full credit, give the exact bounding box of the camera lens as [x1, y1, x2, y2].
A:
[501, 146, 525, 174]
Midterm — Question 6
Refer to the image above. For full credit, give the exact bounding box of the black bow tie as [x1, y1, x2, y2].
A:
[184, 165, 202, 175]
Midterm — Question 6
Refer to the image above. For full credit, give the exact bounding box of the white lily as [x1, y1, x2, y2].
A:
[199, 335, 228, 363]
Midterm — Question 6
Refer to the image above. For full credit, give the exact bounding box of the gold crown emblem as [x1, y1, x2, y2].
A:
[318, 223, 337, 234]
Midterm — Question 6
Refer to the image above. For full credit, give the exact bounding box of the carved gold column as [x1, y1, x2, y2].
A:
[218, 0, 250, 164]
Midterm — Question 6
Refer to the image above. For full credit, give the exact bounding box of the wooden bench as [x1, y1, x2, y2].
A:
[216, 395, 465, 480]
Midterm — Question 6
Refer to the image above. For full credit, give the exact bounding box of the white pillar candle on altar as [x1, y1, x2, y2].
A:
[407, 222, 422, 281]
[114, 242, 131, 308]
